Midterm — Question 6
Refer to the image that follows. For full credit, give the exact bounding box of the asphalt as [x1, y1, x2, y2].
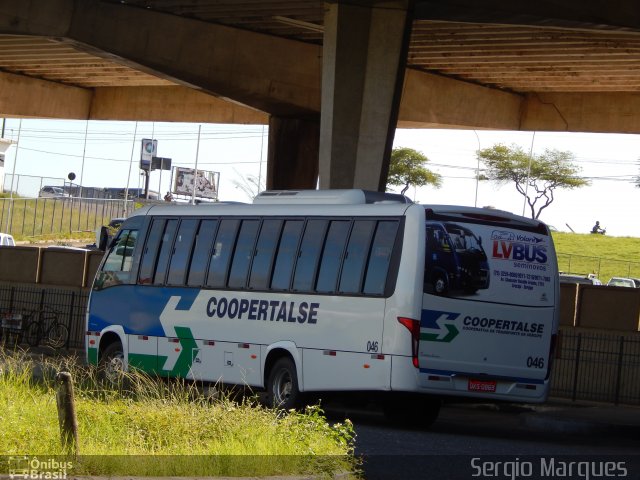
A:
[455, 397, 640, 437]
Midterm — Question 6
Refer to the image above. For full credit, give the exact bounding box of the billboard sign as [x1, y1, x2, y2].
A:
[173, 167, 219, 200]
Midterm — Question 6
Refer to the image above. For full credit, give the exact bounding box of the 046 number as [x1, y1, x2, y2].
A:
[527, 356, 545, 369]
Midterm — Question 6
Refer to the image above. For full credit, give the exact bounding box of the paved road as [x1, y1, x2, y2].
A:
[326, 402, 640, 479]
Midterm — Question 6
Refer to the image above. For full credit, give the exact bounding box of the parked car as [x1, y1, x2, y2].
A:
[39, 186, 70, 198]
[559, 273, 602, 285]
[0, 232, 15, 246]
[607, 277, 640, 288]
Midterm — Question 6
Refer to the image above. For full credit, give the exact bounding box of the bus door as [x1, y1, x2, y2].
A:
[419, 218, 557, 396]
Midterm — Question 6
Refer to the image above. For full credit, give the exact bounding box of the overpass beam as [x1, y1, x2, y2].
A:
[319, 1, 412, 191]
[266, 116, 319, 190]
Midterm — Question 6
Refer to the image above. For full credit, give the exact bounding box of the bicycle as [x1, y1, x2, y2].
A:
[23, 307, 69, 349]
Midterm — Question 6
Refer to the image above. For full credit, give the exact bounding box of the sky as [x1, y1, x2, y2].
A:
[1, 118, 639, 237]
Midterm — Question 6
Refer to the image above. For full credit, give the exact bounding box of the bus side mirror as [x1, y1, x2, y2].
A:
[98, 226, 109, 251]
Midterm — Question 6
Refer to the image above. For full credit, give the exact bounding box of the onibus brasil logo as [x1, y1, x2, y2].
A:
[8, 456, 73, 479]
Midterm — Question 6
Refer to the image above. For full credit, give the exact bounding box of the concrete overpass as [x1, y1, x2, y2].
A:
[1, 0, 640, 191]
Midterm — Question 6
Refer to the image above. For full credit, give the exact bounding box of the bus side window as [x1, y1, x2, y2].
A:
[315, 220, 350, 293]
[138, 219, 166, 284]
[426, 227, 437, 251]
[249, 219, 283, 290]
[96, 229, 139, 290]
[293, 219, 328, 292]
[434, 227, 451, 252]
[339, 220, 375, 294]
[228, 220, 260, 288]
[206, 219, 240, 288]
[187, 219, 219, 287]
[153, 219, 178, 285]
[271, 220, 304, 291]
[363, 221, 399, 295]
[167, 219, 199, 286]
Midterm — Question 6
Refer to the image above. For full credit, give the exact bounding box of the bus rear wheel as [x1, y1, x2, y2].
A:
[267, 357, 300, 410]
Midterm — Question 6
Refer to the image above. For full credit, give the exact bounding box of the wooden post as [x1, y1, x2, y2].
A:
[55, 371, 79, 453]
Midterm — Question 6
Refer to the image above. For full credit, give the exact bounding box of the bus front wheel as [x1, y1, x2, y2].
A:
[433, 273, 448, 295]
[100, 341, 125, 384]
[267, 357, 300, 410]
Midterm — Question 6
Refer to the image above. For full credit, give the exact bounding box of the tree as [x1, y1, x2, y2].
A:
[477, 144, 589, 219]
[387, 147, 442, 195]
[232, 170, 265, 201]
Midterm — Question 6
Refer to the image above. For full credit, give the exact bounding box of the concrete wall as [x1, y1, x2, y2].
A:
[0, 246, 639, 328]
[576, 285, 640, 332]
[0, 246, 39, 284]
[0, 246, 104, 289]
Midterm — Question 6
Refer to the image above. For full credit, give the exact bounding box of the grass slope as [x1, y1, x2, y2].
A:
[552, 232, 640, 282]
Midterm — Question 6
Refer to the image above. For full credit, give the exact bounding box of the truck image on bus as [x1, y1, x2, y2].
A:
[86, 189, 559, 426]
[425, 220, 490, 295]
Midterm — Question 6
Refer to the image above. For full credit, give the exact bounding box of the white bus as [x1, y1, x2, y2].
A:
[86, 189, 559, 425]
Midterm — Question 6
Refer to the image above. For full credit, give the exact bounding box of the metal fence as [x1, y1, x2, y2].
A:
[0, 197, 132, 238]
[557, 252, 640, 283]
[3, 173, 156, 200]
[550, 330, 640, 405]
[0, 285, 88, 349]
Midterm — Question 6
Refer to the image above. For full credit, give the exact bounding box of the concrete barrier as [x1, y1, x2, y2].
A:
[577, 285, 640, 331]
[39, 248, 86, 288]
[0, 246, 39, 283]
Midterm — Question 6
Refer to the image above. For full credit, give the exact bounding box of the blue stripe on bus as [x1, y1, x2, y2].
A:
[88, 286, 195, 337]
[419, 367, 545, 385]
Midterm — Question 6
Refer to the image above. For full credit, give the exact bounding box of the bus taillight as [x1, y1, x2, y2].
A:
[397, 317, 420, 368]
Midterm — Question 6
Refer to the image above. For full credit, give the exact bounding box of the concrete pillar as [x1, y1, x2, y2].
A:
[319, 1, 412, 191]
[266, 116, 320, 190]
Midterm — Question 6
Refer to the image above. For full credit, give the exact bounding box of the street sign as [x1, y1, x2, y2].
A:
[140, 138, 157, 170]
[151, 156, 172, 171]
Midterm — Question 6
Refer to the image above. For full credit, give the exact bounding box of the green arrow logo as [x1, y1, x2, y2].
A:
[421, 323, 459, 343]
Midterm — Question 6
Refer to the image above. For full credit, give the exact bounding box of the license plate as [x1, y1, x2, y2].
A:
[468, 379, 497, 393]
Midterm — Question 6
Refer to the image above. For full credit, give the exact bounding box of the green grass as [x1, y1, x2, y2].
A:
[0, 350, 357, 477]
[552, 232, 640, 282]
